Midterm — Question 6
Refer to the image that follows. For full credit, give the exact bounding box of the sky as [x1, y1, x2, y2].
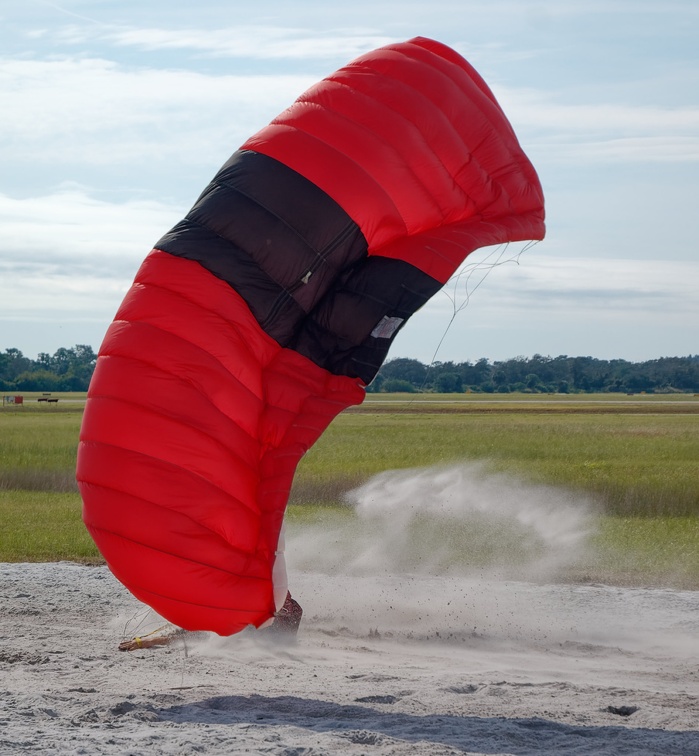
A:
[1, 0, 698, 364]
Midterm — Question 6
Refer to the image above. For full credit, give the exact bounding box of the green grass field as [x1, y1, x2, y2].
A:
[296, 395, 699, 516]
[1, 392, 698, 587]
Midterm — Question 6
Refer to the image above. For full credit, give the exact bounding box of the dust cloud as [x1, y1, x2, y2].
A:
[284, 465, 698, 659]
[287, 462, 597, 583]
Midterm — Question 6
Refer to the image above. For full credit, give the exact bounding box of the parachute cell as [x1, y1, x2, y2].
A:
[77, 36, 545, 635]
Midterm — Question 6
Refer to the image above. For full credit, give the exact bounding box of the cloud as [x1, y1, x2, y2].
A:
[1, 189, 695, 362]
[389, 249, 699, 363]
[427, 251, 699, 317]
[537, 137, 699, 164]
[0, 188, 182, 261]
[0, 188, 181, 321]
[3, 50, 695, 182]
[21, 19, 393, 61]
[3, 179, 696, 333]
[0, 56, 315, 167]
[496, 86, 699, 163]
[104, 25, 393, 60]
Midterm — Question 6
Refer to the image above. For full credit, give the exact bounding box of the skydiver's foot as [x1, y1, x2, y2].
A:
[118, 635, 173, 652]
[263, 592, 303, 637]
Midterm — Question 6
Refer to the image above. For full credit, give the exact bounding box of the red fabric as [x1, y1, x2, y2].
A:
[78, 251, 364, 635]
[242, 36, 545, 284]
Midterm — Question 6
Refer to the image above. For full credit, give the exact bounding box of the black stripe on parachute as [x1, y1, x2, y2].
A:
[156, 150, 441, 384]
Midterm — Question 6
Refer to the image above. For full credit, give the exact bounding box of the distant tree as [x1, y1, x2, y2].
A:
[0, 348, 32, 387]
[13, 370, 66, 392]
[379, 358, 427, 389]
[366, 372, 385, 393]
[5, 345, 696, 395]
[435, 372, 463, 393]
[461, 358, 491, 387]
[491, 368, 509, 390]
[375, 354, 699, 394]
[0, 344, 97, 391]
[381, 378, 416, 393]
[524, 373, 547, 392]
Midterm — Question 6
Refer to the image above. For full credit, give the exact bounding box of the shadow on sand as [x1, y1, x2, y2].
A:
[157, 693, 699, 754]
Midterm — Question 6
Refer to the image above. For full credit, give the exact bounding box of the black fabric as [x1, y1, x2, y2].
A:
[292, 256, 441, 380]
[156, 150, 441, 384]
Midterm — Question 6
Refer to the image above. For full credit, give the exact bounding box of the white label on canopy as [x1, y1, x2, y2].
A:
[371, 316, 404, 339]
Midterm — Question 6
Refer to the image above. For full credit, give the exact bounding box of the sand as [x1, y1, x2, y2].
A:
[3, 465, 698, 754]
[2, 561, 698, 756]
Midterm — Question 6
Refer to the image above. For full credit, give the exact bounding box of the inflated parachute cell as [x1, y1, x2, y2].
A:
[77, 37, 545, 635]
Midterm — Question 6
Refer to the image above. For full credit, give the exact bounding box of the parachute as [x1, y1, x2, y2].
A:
[76, 37, 545, 635]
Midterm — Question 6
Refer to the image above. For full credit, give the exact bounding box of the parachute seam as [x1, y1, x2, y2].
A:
[295, 84, 445, 225]
[322, 70, 482, 221]
[86, 524, 264, 589]
[83, 392, 260, 481]
[376, 216, 523, 270]
[124, 275, 271, 382]
[338, 60, 482, 215]
[346, 53, 521, 220]
[79, 420, 261, 519]
[84, 507, 256, 568]
[271, 382, 360, 412]
[166, 215, 344, 308]
[280, 220, 358, 297]
[80, 475, 257, 548]
[211, 176, 357, 273]
[261, 121, 406, 241]
[334, 286, 399, 310]
[209, 180, 319, 253]
[95, 345, 262, 447]
[350, 356, 382, 370]
[398, 282, 432, 303]
[397, 41, 522, 188]
[171, 214, 362, 333]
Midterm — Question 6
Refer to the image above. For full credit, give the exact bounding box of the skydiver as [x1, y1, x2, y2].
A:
[118, 591, 303, 651]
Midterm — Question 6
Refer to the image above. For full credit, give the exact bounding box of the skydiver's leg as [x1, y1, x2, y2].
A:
[119, 593, 303, 650]
[118, 627, 189, 651]
[267, 591, 303, 635]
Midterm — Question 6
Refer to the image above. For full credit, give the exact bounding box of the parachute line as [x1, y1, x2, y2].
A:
[412, 240, 540, 395]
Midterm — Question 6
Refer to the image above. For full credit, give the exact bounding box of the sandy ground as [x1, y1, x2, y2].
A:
[2, 561, 699, 756]
[3, 466, 699, 754]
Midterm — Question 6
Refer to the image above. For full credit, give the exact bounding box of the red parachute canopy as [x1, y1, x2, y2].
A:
[77, 37, 545, 635]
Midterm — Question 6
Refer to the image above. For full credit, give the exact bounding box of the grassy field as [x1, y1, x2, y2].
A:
[1, 392, 698, 587]
[295, 394, 699, 515]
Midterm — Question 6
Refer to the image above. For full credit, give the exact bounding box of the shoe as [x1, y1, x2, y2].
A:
[268, 591, 303, 635]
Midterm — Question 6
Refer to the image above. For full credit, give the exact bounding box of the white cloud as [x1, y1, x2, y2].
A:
[391, 251, 699, 362]
[0, 188, 172, 325]
[428, 251, 699, 318]
[3, 53, 694, 177]
[0, 56, 314, 165]
[1, 2, 696, 362]
[514, 97, 699, 135]
[534, 136, 699, 163]
[497, 87, 699, 163]
[0, 273, 127, 318]
[105, 25, 393, 60]
[0, 188, 182, 262]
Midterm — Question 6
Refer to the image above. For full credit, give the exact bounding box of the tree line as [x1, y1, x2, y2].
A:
[370, 354, 699, 394]
[2, 346, 698, 394]
[0, 346, 96, 392]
